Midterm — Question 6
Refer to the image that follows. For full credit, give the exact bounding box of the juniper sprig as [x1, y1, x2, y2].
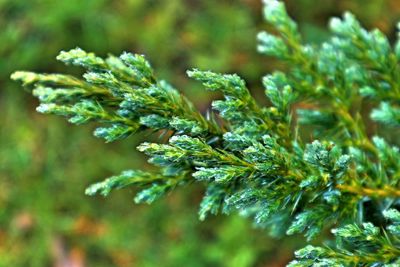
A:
[12, 0, 400, 265]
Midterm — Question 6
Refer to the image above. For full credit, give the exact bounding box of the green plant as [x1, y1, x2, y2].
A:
[12, 0, 400, 265]
[1, 1, 268, 266]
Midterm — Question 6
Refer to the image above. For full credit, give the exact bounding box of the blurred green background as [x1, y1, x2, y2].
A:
[1, 0, 399, 266]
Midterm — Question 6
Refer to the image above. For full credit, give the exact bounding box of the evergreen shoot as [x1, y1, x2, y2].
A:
[12, 0, 400, 265]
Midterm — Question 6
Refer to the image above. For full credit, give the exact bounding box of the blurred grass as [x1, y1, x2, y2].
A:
[1, 0, 399, 266]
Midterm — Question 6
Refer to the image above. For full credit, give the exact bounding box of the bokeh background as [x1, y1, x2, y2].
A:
[1, 0, 399, 266]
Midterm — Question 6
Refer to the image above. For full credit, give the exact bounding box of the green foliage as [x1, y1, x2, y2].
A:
[11, 0, 400, 265]
[289, 210, 400, 266]
[0, 1, 272, 266]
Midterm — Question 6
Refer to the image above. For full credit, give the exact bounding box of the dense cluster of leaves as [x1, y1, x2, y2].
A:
[12, 0, 400, 265]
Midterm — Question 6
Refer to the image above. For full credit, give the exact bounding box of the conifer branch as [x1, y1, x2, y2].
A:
[12, 0, 400, 265]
